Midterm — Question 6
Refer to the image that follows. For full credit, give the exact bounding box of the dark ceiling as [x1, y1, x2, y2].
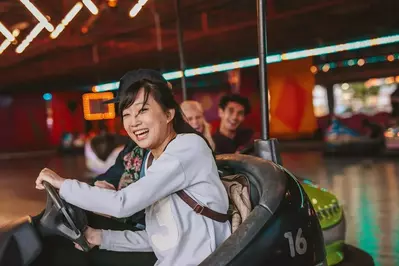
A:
[0, 0, 398, 91]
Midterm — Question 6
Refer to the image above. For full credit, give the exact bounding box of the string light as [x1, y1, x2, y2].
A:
[50, 1, 98, 39]
[129, 0, 148, 18]
[50, 2, 84, 39]
[322, 64, 330, 72]
[0, 22, 14, 54]
[93, 33, 399, 92]
[365, 76, 399, 87]
[312, 53, 399, 73]
[357, 59, 365, 66]
[347, 59, 355, 66]
[0, 22, 15, 42]
[19, 0, 54, 32]
[16, 23, 45, 53]
[310, 66, 318, 74]
[82, 0, 98, 15]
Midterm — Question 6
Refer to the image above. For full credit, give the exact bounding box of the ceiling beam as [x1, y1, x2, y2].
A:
[0, 19, 257, 88]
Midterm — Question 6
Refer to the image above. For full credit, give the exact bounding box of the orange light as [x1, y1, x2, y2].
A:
[365, 79, 373, 88]
[385, 131, 394, 138]
[107, 0, 117, 7]
[322, 64, 330, 72]
[82, 92, 116, 121]
[395, 76, 399, 83]
[385, 77, 395, 84]
[387, 55, 395, 62]
[310, 66, 318, 74]
[357, 59, 365, 66]
[81, 26, 88, 34]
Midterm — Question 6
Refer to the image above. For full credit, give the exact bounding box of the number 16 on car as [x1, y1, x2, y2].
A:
[284, 228, 308, 258]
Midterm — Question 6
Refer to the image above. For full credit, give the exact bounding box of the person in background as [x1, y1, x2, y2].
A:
[180, 100, 215, 150]
[212, 94, 253, 154]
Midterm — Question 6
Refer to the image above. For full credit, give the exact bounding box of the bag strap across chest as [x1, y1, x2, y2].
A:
[147, 152, 230, 223]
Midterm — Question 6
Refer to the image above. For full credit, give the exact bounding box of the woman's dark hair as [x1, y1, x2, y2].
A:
[118, 79, 214, 151]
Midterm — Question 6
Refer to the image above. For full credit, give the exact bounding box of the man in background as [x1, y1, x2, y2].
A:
[213, 94, 254, 154]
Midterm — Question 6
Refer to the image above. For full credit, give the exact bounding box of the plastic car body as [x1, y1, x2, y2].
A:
[84, 134, 344, 266]
[324, 119, 383, 155]
[0, 147, 327, 266]
[301, 180, 346, 266]
[384, 126, 399, 150]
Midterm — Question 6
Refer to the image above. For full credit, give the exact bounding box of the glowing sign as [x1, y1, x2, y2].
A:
[82, 92, 115, 120]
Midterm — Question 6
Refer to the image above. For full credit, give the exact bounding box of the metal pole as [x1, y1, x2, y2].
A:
[257, 0, 270, 140]
[174, 0, 187, 100]
[150, 0, 165, 71]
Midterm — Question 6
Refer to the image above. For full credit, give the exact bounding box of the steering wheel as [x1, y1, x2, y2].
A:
[38, 181, 91, 252]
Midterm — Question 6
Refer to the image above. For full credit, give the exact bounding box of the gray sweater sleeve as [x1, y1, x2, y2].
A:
[100, 230, 153, 252]
[59, 151, 188, 218]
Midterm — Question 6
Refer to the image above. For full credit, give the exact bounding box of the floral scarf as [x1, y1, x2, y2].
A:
[118, 145, 146, 190]
[114, 145, 147, 224]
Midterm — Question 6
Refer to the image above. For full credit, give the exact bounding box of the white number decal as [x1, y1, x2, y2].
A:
[284, 228, 307, 257]
[284, 231, 295, 257]
[295, 228, 307, 255]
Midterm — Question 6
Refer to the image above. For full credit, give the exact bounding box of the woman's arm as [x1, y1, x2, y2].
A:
[100, 230, 153, 252]
[82, 226, 152, 252]
[59, 152, 187, 218]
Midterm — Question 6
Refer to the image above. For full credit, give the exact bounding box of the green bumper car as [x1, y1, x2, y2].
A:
[301, 180, 346, 266]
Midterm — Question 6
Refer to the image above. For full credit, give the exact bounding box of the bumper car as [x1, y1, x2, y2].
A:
[301, 180, 345, 266]
[384, 126, 399, 150]
[240, 143, 349, 265]
[324, 119, 383, 156]
[59, 132, 86, 154]
[0, 140, 327, 266]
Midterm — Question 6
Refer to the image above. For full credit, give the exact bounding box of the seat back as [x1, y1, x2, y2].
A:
[216, 154, 286, 213]
[200, 154, 288, 266]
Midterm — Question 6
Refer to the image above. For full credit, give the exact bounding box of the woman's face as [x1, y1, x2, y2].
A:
[184, 107, 204, 133]
[122, 88, 174, 149]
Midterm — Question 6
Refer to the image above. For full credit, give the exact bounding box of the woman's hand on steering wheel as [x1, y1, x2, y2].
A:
[35, 168, 66, 190]
[74, 226, 102, 251]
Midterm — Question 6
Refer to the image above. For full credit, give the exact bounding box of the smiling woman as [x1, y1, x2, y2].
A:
[33, 69, 231, 266]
